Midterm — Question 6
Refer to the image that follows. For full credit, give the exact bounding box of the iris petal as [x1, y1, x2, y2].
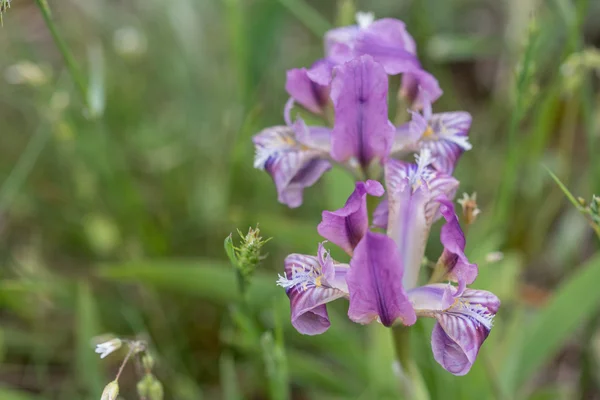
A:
[253, 126, 331, 208]
[347, 231, 417, 327]
[330, 55, 395, 166]
[318, 180, 384, 255]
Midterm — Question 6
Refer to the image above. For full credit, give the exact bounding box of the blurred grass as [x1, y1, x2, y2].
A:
[0, 0, 599, 399]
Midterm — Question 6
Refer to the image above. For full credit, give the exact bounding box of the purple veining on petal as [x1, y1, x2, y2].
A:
[278, 244, 349, 335]
[385, 156, 459, 289]
[400, 68, 443, 110]
[347, 231, 417, 327]
[330, 55, 394, 166]
[409, 284, 500, 376]
[420, 111, 473, 174]
[285, 60, 332, 115]
[354, 18, 421, 75]
[436, 196, 478, 294]
[253, 126, 331, 208]
[318, 180, 384, 255]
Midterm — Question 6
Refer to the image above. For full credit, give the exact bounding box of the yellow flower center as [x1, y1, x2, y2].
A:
[422, 125, 435, 139]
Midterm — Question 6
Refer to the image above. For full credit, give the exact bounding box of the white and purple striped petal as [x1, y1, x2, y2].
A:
[385, 152, 459, 289]
[253, 126, 331, 208]
[278, 244, 349, 335]
[408, 284, 500, 376]
[436, 196, 478, 293]
[347, 231, 417, 327]
[330, 55, 395, 167]
[317, 180, 384, 255]
[420, 111, 472, 174]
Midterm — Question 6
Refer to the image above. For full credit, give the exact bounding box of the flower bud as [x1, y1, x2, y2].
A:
[142, 353, 155, 372]
[457, 192, 481, 226]
[224, 226, 270, 290]
[101, 381, 119, 400]
[137, 374, 164, 400]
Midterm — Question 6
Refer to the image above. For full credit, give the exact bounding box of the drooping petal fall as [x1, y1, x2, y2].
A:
[317, 180, 384, 255]
[330, 55, 395, 167]
[278, 245, 349, 335]
[385, 154, 459, 289]
[436, 196, 478, 293]
[408, 284, 500, 376]
[253, 126, 331, 208]
[346, 231, 417, 327]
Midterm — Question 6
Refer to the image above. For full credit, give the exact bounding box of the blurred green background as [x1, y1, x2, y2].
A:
[1, 0, 600, 399]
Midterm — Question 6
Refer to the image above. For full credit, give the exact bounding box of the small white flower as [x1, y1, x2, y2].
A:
[95, 338, 122, 359]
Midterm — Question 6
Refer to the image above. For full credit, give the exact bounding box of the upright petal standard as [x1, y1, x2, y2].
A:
[330, 55, 395, 168]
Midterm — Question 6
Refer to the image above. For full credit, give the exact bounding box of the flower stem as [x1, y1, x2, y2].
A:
[391, 325, 430, 400]
[33, 0, 88, 104]
[115, 346, 136, 382]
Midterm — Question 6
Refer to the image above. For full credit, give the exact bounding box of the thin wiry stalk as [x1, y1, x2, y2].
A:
[33, 0, 88, 104]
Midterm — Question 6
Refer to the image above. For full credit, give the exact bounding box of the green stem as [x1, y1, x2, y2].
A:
[391, 326, 430, 400]
[33, 0, 88, 103]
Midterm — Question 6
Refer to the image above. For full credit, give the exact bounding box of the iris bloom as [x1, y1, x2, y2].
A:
[254, 15, 473, 207]
[277, 152, 499, 375]
[254, 55, 394, 206]
[286, 13, 441, 114]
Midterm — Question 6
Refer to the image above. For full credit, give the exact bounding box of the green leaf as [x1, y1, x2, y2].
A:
[96, 259, 280, 310]
[500, 254, 600, 394]
[220, 351, 242, 400]
[0, 388, 42, 400]
[224, 235, 239, 268]
[75, 281, 104, 398]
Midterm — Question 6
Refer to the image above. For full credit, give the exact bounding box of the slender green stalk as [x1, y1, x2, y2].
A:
[391, 326, 430, 400]
[493, 22, 538, 228]
[0, 124, 51, 210]
[33, 0, 88, 103]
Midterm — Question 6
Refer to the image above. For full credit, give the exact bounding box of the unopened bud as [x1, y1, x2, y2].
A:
[138, 374, 164, 400]
[142, 353, 155, 372]
[457, 192, 481, 225]
[578, 197, 587, 207]
[224, 226, 270, 289]
[101, 381, 119, 400]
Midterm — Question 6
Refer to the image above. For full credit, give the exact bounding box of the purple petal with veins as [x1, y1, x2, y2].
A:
[330, 55, 394, 166]
[285, 60, 332, 114]
[347, 231, 417, 327]
[318, 180, 384, 255]
[436, 196, 477, 294]
[253, 126, 331, 208]
[278, 244, 349, 335]
[408, 284, 500, 376]
[385, 154, 459, 289]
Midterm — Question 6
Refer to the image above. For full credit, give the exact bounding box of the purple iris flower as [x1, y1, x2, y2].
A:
[277, 152, 499, 375]
[324, 12, 442, 109]
[284, 13, 442, 117]
[393, 90, 473, 174]
[254, 55, 395, 206]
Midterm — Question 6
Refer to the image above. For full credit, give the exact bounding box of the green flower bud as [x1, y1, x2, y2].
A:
[101, 381, 119, 400]
[142, 353, 155, 372]
[224, 226, 270, 291]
